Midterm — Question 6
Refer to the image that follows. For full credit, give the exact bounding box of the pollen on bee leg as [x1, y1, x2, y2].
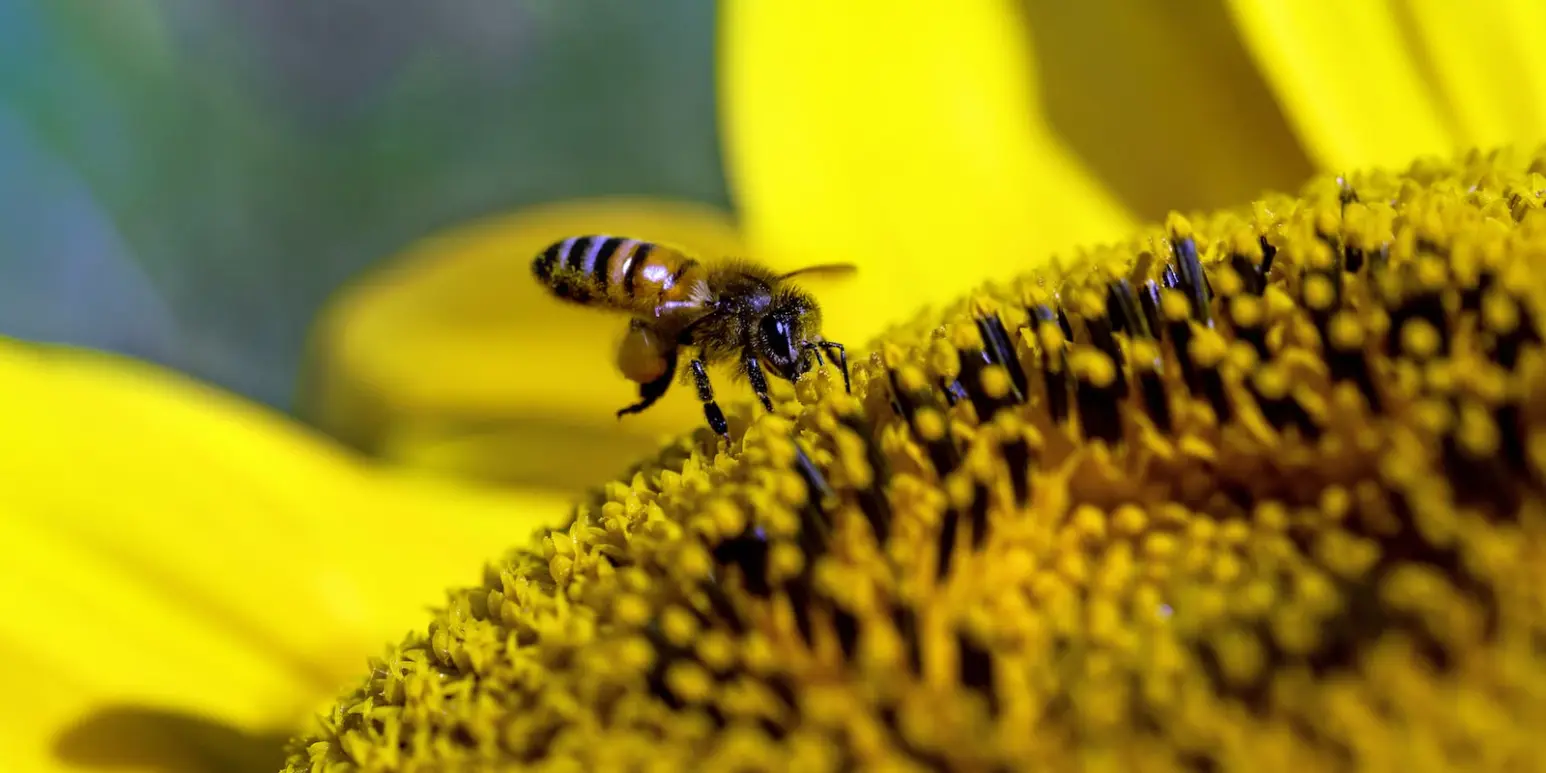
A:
[617, 324, 670, 383]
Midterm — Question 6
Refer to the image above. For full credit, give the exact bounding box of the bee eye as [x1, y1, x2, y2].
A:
[759, 316, 799, 369]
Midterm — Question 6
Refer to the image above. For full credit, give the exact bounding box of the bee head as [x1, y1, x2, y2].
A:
[757, 290, 821, 381]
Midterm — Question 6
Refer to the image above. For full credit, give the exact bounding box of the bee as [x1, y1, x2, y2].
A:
[531, 235, 853, 437]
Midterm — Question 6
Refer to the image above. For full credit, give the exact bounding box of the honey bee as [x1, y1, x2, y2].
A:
[531, 235, 853, 437]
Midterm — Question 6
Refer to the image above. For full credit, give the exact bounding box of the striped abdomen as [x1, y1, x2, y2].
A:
[531, 235, 704, 316]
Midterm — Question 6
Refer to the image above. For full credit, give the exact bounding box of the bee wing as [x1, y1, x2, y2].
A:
[778, 263, 859, 282]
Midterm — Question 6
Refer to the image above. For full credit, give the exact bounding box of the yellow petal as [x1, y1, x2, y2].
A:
[1223, 1, 1458, 171]
[0, 339, 569, 772]
[301, 198, 747, 490]
[719, 0, 1135, 350]
[1399, 0, 1546, 151]
[1021, 0, 1315, 219]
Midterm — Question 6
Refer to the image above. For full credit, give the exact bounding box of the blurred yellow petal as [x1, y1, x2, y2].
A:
[719, 0, 1135, 349]
[301, 198, 747, 491]
[1022, 0, 1314, 219]
[0, 339, 568, 772]
[1223, 1, 1456, 171]
[1400, 0, 1546, 151]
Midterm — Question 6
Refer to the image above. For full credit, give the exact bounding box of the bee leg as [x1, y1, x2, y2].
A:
[743, 353, 775, 413]
[820, 341, 851, 393]
[617, 347, 679, 418]
[690, 358, 731, 438]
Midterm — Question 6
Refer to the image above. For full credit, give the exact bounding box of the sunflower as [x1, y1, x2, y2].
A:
[289, 149, 1546, 770]
[9, 3, 1546, 773]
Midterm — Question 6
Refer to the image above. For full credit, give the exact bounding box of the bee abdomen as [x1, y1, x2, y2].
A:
[532, 234, 644, 308]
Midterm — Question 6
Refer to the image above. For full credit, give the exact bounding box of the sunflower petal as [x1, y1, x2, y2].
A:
[718, 0, 1135, 348]
[0, 339, 569, 772]
[1222, 1, 1457, 170]
[1019, 0, 1314, 219]
[1398, 0, 1546, 151]
[301, 198, 747, 489]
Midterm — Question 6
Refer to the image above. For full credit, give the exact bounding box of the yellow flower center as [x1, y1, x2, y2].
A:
[285, 148, 1546, 772]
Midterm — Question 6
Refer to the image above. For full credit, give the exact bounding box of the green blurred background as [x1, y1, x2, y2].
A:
[0, 0, 726, 412]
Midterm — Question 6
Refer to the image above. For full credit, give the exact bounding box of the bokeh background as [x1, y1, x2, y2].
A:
[0, 0, 725, 414]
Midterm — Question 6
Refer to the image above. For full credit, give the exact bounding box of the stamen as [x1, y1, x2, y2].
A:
[287, 148, 1546, 773]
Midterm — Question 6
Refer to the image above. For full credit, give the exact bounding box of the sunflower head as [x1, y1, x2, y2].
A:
[286, 147, 1546, 772]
